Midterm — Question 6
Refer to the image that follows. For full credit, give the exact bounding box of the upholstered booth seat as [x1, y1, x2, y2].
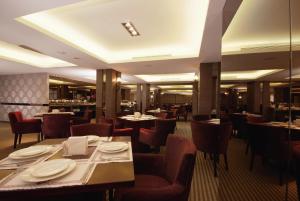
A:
[114, 135, 196, 201]
[8, 111, 42, 148]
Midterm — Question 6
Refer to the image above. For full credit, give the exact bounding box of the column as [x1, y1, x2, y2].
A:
[142, 83, 150, 113]
[215, 63, 221, 117]
[192, 81, 198, 115]
[96, 69, 104, 121]
[247, 82, 261, 113]
[262, 82, 270, 117]
[136, 84, 142, 112]
[116, 72, 121, 114]
[198, 63, 214, 115]
[96, 69, 120, 121]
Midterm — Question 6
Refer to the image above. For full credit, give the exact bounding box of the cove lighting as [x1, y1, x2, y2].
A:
[135, 73, 196, 83]
[0, 40, 75, 68]
[158, 85, 192, 89]
[16, 0, 209, 63]
[221, 69, 282, 80]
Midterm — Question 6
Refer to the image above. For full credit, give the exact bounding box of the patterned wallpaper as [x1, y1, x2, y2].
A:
[0, 73, 49, 121]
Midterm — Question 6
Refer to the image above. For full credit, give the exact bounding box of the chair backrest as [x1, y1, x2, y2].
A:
[42, 114, 71, 139]
[155, 119, 177, 145]
[83, 110, 93, 121]
[98, 117, 124, 129]
[247, 123, 268, 155]
[8, 111, 23, 133]
[164, 135, 196, 200]
[71, 123, 113, 136]
[191, 121, 232, 154]
[155, 112, 168, 119]
[192, 114, 210, 121]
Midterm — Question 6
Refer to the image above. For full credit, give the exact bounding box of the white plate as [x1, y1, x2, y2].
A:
[98, 142, 129, 153]
[20, 160, 76, 183]
[31, 159, 72, 178]
[87, 135, 100, 143]
[9, 146, 52, 160]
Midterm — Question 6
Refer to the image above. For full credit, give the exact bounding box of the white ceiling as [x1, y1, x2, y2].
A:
[0, 0, 225, 83]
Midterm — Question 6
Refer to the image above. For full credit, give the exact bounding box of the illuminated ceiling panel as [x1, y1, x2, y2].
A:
[221, 69, 282, 81]
[0, 40, 75, 68]
[136, 73, 196, 83]
[17, 0, 209, 63]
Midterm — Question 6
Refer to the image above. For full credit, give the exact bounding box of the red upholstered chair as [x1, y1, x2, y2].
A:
[155, 112, 168, 119]
[71, 123, 113, 137]
[114, 135, 196, 201]
[8, 111, 42, 148]
[139, 119, 176, 150]
[191, 120, 232, 177]
[98, 117, 133, 137]
[42, 114, 72, 139]
[72, 109, 93, 125]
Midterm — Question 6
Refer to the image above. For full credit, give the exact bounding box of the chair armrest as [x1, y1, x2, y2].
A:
[133, 153, 164, 175]
[22, 118, 41, 123]
[113, 128, 133, 137]
[118, 183, 185, 201]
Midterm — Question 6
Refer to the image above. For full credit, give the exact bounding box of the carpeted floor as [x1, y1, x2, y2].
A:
[0, 121, 298, 201]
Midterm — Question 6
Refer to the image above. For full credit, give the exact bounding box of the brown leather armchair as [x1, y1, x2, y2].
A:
[8, 111, 42, 148]
[191, 120, 232, 177]
[139, 119, 176, 150]
[71, 123, 113, 136]
[42, 114, 72, 139]
[98, 117, 133, 137]
[114, 135, 196, 201]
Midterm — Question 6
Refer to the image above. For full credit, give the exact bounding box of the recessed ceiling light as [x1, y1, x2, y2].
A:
[121, 22, 140, 37]
[221, 69, 283, 80]
[0, 40, 75, 68]
[135, 73, 197, 83]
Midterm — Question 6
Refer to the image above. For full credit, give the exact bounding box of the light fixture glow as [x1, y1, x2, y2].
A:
[16, 0, 209, 63]
[220, 84, 235, 88]
[135, 73, 197, 83]
[221, 69, 282, 80]
[158, 85, 192, 89]
[0, 40, 76, 68]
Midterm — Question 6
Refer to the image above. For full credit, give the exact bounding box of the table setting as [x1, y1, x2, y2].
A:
[0, 135, 133, 192]
[120, 112, 157, 121]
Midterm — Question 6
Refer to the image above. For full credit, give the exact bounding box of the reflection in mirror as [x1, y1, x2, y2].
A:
[221, 0, 293, 200]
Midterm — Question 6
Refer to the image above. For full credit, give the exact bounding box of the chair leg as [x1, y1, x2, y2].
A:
[224, 154, 229, 170]
[213, 154, 218, 177]
[18, 134, 22, 144]
[250, 152, 255, 171]
[204, 152, 207, 159]
[13, 134, 18, 149]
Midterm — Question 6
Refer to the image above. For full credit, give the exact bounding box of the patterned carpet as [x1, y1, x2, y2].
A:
[0, 121, 298, 201]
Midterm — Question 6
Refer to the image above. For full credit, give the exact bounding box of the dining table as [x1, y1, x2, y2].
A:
[118, 115, 157, 152]
[0, 136, 134, 201]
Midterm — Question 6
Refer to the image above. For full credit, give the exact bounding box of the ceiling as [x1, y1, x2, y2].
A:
[0, 0, 225, 83]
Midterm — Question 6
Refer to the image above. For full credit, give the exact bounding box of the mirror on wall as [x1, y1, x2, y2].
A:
[220, 0, 293, 200]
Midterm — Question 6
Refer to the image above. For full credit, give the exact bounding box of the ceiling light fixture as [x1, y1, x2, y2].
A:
[135, 73, 197, 83]
[0, 40, 76, 68]
[221, 69, 282, 80]
[121, 22, 140, 37]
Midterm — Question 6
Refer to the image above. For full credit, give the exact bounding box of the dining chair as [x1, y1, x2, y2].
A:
[8, 111, 42, 148]
[98, 117, 133, 137]
[139, 118, 176, 151]
[42, 114, 72, 139]
[192, 114, 210, 121]
[72, 109, 93, 125]
[191, 120, 232, 177]
[155, 112, 168, 119]
[114, 135, 196, 201]
[71, 123, 113, 137]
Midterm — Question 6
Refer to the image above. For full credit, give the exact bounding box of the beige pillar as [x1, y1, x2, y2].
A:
[142, 83, 150, 113]
[198, 63, 214, 115]
[192, 81, 198, 115]
[116, 72, 121, 114]
[136, 84, 142, 112]
[247, 82, 261, 114]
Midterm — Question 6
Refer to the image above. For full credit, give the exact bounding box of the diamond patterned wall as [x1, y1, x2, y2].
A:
[0, 73, 49, 121]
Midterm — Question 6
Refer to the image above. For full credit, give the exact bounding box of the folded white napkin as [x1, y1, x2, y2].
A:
[63, 137, 88, 156]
